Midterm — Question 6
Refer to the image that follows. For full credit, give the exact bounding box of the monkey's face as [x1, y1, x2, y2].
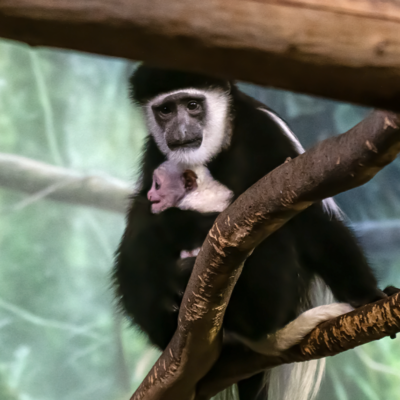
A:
[145, 89, 231, 166]
[147, 169, 186, 214]
[152, 92, 205, 151]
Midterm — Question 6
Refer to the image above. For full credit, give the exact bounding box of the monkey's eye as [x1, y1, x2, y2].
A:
[187, 101, 199, 111]
[159, 105, 172, 115]
[155, 181, 160, 190]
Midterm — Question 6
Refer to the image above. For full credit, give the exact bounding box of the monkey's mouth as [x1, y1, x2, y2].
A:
[168, 138, 202, 150]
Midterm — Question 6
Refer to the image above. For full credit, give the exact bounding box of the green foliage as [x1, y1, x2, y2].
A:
[0, 39, 399, 400]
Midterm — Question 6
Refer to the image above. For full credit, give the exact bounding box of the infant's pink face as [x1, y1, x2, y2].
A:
[147, 169, 185, 213]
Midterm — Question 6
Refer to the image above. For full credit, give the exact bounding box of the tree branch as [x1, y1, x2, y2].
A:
[0, 153, 130, 213]
[1, 0, 400, 109]
[131, 110, 400, 400]
[197, 291, 400, 399]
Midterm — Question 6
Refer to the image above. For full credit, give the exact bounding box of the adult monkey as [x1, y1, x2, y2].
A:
[114, 65, 388, 400]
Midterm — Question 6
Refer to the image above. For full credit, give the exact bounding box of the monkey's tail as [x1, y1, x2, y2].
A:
[267, 278, 334, 400]
[211, 385, 240, 400]
[267, 359, 325, 400]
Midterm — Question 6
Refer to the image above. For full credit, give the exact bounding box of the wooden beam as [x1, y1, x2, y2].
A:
[1, 0, 400, 110]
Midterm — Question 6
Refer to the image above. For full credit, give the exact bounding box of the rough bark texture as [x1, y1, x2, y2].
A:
[0, 153, 130, 213]
[1, 0, 400, 109]
[131, 110, 400, 400]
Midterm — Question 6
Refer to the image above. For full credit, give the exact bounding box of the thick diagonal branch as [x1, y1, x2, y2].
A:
[131, 110, 400, 400]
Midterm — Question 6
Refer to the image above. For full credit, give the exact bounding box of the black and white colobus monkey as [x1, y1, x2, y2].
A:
[114, 66, 387, 400]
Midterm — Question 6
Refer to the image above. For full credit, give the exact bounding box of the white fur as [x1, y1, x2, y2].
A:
[211, 385, 240, 400]
[260, 108, 343, 221]
[178, 165, 233, 260]
[260, 108, 305, 155]
[225, 280, 345, 400]
[154, 161, 233, 214]
[269, 303, 352, 354]
[178, 165, 233, 213]
[236, 302, 352, 357]
[267, 279, 338, 400]
[156, 161, 233, 260]
[322, 197, 344, 220]
[144, 88, 231, 166]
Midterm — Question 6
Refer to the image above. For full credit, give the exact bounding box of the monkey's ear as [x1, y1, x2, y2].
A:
[182, 170, 198, 191]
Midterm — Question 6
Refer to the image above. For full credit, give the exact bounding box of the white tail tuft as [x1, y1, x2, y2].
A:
[211, 385, 240, 400]
[267, 278, 337, 400]
[268, 358, 326, 400]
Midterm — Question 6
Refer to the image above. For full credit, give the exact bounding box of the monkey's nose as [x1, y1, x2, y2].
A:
[147, 193, 152, 201]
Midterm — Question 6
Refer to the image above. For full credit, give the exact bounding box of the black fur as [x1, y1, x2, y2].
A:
[114, 66, 384, 399]
[130, 66, 230, 105]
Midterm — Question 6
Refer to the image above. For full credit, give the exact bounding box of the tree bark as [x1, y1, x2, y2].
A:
[130, 110, 400, 400]
[1, 0, 400, 110]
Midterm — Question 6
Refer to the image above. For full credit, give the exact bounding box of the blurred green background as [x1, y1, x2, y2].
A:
[0, 38, 399, 400]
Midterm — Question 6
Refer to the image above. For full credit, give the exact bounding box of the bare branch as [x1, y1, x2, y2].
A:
[131, 110, 400, 400]
[0, 153, 131, 213]
[1, 0, 400, 109]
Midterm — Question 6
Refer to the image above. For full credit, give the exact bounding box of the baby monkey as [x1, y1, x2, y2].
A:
[148, 161, 233, 258]
[147, 160, 233, 214]
[147, 162, 198, 214]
